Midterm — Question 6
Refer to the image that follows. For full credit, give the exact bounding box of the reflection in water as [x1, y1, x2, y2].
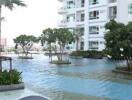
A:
[2, 54, 132, 100]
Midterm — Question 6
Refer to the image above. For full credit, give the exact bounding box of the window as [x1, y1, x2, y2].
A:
[76, 28, 84, 36]
[109, 6, 117, 19]
[81, 0, 85, 7]
[89, 41, 98, 50]
[89, 0, 99, 5]
[128, 4, 132, 14]
[89, 26, 99, 34]
[67, 1, 75, 9]
[81, 13, 85, 21]
[80, 42, 84, 50]
[66, 15, 75, 22]
[89, 11, 99, 20]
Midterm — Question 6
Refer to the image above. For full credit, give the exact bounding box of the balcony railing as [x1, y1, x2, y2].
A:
[109, 0, 117, 3]
[58, 7, 67, 14]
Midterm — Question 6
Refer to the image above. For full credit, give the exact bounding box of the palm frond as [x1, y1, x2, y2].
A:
[11, 0, 26, 7]
[0, 0, 26, 10]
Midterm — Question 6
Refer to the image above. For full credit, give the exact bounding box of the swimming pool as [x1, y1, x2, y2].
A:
[2, 54, 132, 100]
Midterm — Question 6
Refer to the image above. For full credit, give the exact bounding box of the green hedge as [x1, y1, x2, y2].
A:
[70, 50, 104, 59]
[51, 60, 71, 65]
[0, 69, 22, 85]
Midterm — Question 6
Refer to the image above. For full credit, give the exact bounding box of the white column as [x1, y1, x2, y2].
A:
[84, 0, 89, 50]
[117, 0, 128, 24]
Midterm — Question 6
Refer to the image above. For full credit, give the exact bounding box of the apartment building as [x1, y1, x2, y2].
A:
[58, 0, 132, 51]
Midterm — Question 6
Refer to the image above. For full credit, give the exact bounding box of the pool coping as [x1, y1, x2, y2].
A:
[0, 83, 24, 92]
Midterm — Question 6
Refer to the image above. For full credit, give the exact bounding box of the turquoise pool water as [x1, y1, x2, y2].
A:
[3, 54, 132, 100]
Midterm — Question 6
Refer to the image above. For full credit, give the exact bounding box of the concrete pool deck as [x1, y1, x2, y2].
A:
[0, 89, 49, 100]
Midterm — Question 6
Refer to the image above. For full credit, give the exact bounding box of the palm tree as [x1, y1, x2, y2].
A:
[0, 0, 26, 72]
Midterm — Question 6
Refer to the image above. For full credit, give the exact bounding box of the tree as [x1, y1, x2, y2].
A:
[14, 35, 38, 57]
[0, 0, 26, 71]
[74, 28, 83, 51]
[105, 20, 132, 71]
[40, 28, 56, 62]
[54, 28, 74, 61]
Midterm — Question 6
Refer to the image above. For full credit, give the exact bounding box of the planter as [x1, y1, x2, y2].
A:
[83, 55, 103, 59]
[0, 83, 24, 92]
[69, 56, 83, 59]
[112, 69, 132, 75]
[50, 60, 71, 65]
[18, 56, 33, 59]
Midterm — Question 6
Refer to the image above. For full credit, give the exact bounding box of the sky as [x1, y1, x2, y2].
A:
[2, 0, 61, 46]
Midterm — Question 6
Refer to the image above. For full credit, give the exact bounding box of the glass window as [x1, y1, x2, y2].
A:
[89, 11, 99, 20]
[89, 41, 99, 50]
[67, 1, 75, 9]
[128, 4, 132, 14]
[89, 26, 99, 34]
[109, 6, 117, 19]
[81, 0, 85, 7]
[81, 13, 85, 21]
[89, 0, 99, 5]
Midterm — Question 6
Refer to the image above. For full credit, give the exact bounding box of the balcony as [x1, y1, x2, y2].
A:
[58, 0, 63, 2]
[89, 0, 99, 5]
[58, 7, 67, 14]
[76, 0, 85, 8]
[76, 20, 84, 26]
[109, 0, 117, 3]
[58, 20, 67, 27]
[58, 20, 76, 28]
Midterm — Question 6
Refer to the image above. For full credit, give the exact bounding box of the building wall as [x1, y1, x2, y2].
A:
[58, 0, 132, 51]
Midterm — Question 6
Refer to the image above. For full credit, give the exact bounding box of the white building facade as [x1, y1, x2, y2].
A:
[58, 0, 132, 51]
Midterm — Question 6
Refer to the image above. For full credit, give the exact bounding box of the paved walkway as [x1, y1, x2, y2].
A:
[19, 96, 48, 100]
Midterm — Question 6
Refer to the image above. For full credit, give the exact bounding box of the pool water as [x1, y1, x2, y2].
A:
[2, 54, 132, 100]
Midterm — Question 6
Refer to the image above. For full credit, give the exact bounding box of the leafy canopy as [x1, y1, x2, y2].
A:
[105, 20, 132, 59]
[54, 28, 75, 46]
[41, 28, 56, 45]
[14, 35, 38, 53]
[0, 0, 26, 10]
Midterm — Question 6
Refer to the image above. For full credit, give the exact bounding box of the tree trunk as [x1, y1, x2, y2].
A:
[10, 60, 12, 71]
[0, 6, 2, 72]
[126, 58, 132, 71]
[49, 43, 52, 62]
[54, 45, 60, 61]
[60, 44, 63, 61]
[61, 45, 65, 61]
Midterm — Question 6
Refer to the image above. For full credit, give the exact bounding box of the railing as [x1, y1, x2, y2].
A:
[109, 0, 117, 3]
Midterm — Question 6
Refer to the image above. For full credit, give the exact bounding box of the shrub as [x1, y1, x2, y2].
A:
[70, 51, 86, 57]
[0, 69, 22, 85]
[70, 50, 104, 59]
[51, 60, 71, 65]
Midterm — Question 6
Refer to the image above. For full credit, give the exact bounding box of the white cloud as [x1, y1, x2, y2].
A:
[1, 0, 61, 46]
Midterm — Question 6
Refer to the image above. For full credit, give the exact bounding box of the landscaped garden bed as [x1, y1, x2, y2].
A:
[50, 60, 71, 65]
[112, 67, 132, 74]
[0, 83, 24, 92]
[70, 50, 104, 59]
[18, 56, 33, 59]
[0, 69, 24, 92]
